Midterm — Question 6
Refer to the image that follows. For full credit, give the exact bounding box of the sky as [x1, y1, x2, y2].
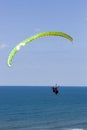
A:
[0, 0, 87, 86]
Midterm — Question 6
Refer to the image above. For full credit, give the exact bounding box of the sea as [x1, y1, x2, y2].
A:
[0, 86, 87, 130]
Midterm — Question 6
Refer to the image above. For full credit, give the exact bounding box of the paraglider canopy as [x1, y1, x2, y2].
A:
[7, 31, 73, 67]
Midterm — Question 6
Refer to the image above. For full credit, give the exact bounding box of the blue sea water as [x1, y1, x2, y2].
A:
[0, 86, 87, 130]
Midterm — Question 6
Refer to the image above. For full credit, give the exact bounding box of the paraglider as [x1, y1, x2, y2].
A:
[52, 84, 59, 95]
[7, 31, 73, 67]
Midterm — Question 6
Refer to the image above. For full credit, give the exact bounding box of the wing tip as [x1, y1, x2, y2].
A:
[7, 62, 11, 67]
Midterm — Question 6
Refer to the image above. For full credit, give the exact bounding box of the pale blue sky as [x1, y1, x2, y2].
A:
[0, 0, 87, 86]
